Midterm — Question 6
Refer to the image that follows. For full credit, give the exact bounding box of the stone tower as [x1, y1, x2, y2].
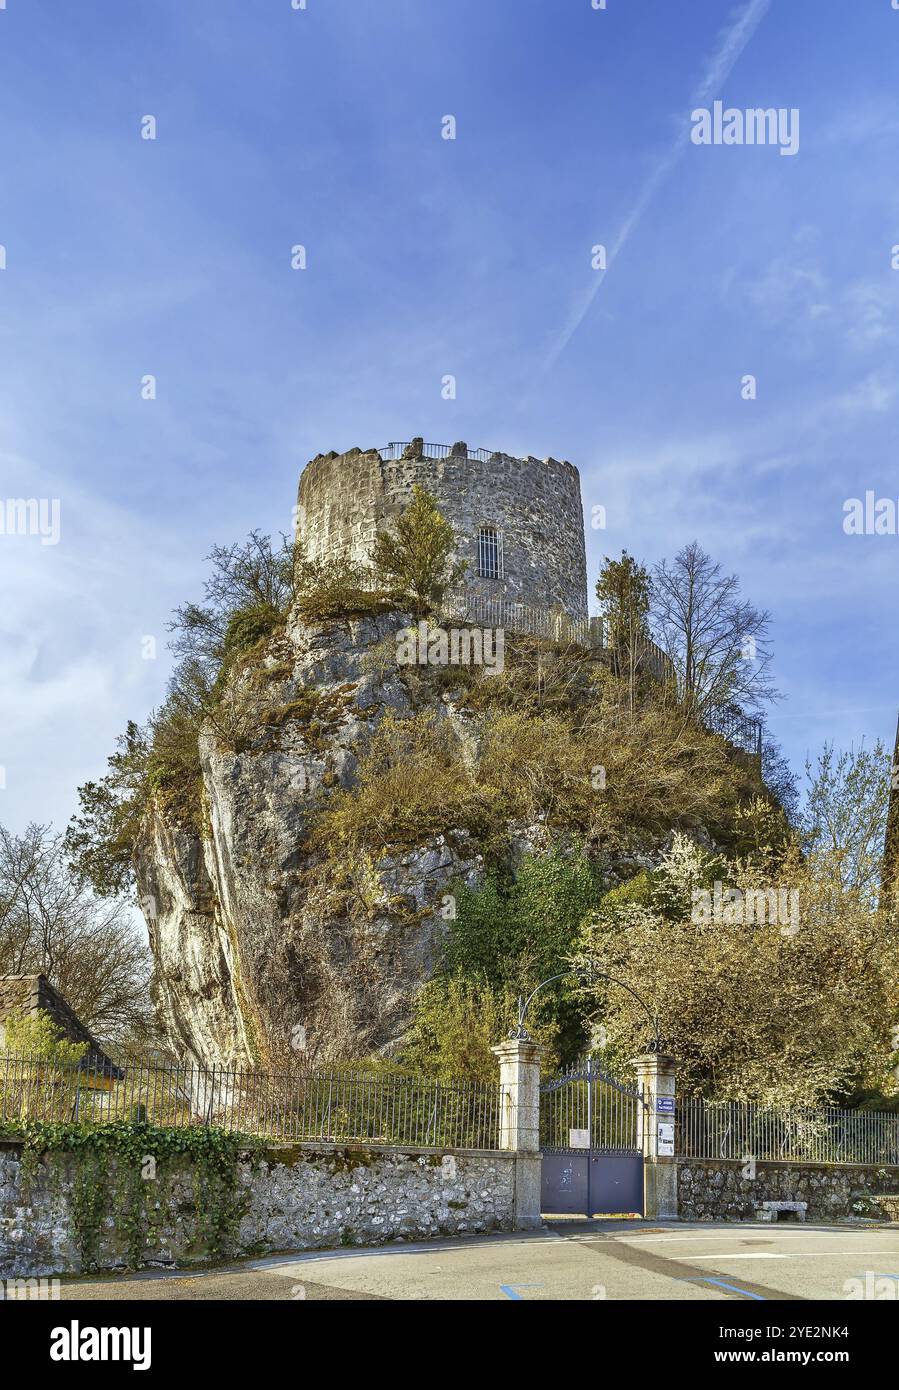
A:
[295, 438, 588, 620]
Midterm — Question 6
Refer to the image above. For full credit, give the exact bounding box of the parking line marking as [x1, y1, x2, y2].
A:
[688, 1252, 784, 1260]
[674, 1277, 766, 1301]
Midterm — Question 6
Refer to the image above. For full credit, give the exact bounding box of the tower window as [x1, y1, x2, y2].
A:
[477, 526, 503, 580]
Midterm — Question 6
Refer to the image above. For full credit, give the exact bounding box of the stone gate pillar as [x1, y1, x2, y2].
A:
[491, 1038, 543, 1230]
[631, 1051, 678, 1220]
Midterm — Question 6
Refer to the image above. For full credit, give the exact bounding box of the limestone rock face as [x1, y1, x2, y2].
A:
[134, 609, 484, 1066]
[137, 809, 250, 1066]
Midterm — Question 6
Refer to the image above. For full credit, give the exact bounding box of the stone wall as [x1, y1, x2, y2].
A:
[677, 1158, 899, 1222]
[0, 1140, 517, 1278]
[296, 444, 588, 620]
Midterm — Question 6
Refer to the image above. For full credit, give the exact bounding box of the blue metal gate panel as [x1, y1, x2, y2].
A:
[541, 1152, 590, 1214]
[585, 1151, 643, 1216]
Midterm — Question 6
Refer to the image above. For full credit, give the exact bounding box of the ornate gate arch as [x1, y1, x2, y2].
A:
[540, 1059, 645, 1216]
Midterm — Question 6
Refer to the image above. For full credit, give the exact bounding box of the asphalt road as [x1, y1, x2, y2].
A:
[54, 1219, 899, 1301]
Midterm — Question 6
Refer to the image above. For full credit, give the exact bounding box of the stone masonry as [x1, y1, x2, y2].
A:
[677, 1158, 899, 1222]
[0, 1140, 517, 1278]
[296, 442, 589, 620]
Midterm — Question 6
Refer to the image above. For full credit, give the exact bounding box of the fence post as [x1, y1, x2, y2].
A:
[631, 1051, 678, 1220]
[491, 1038, 543, 1230]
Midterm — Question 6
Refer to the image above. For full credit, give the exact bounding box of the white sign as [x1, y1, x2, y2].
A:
[659, 1141, 675, 1157]
[658, 1120, 675, 1157]
[569, 1128, 590, 1149]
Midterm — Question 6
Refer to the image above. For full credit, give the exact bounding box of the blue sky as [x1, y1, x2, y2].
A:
[2, 0, 899, 833]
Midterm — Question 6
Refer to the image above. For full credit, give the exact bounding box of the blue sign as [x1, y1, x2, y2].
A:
[656, 1097, 675, 1113]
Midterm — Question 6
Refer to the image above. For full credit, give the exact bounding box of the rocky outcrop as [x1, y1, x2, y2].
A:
[133, 590, 757, 1068]
[134, 609, 484, 1066]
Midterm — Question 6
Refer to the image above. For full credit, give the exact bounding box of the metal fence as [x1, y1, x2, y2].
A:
[540, 1063, 642, 1153]
[677, 1099, 899, 1167]
[378, 441, 503, 463]
[441, 592, 678, 688]
[0, 1053, 501, 1151]
[436, 591, 760, 762]
[442, 588, 598, 648]
[704, 705, 764, 759]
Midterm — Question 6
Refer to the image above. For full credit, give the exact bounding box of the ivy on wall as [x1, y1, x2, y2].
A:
[6, 1120, 257, 1271]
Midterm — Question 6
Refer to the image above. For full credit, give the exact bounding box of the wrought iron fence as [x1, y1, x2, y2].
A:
[606, 633, 677, 687]
[0, 1053, 501, 1151]
[378, 442, 503, 463]
[540, 1062, 642, 1153]
[705, 704, 763, 759]
[441, 589, 597, 648]
[677, 1098, 899, 1167]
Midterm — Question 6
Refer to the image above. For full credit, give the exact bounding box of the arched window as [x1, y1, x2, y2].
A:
[477, 526, 503, 580]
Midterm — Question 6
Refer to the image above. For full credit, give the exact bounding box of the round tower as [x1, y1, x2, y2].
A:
[296, 439, 588, 620]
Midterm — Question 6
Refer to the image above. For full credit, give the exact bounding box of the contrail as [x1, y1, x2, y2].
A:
[544, 0, 773, 371]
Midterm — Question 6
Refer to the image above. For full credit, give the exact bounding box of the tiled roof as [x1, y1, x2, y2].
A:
[0, 974, 123, 1079]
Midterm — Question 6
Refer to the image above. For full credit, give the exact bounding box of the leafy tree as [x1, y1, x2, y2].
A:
[65, 724, 150, 896]
[652, 541, 777, 717]
[69, 531, 295, 891]
[2, 1011, 88, 1065]
[66, 683, 206, 896]
[802, 740, 890, 908]
[371, 485, 466, 613]
[397, 976, 529, 1083]
[168, 530, 294, 676]
[444, 849, 604, 1062]
[576, 834, 895, 1105]
[731, 794, 794, 864]
[595, 551, 655, 714]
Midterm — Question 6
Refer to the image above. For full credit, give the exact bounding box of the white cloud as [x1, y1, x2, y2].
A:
[833, 370, 899, 416]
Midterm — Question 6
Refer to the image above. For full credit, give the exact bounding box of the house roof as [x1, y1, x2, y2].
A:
[0, 974, 123, 1079]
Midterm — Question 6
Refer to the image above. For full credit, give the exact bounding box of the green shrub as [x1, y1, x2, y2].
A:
[398, 975, 557, 1082]
[2, 1012, 88, 1065]
[444, 849, 603, 1063]
[222, 602, 284, 659]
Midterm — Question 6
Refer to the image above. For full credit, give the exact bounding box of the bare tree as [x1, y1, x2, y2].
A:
[0, 822, 155, 1049]
[167, 529, 294, 675]
[651, 541, 777, 717]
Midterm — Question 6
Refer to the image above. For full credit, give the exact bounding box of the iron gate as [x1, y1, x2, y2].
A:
[540, 1060, 644, 1216]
